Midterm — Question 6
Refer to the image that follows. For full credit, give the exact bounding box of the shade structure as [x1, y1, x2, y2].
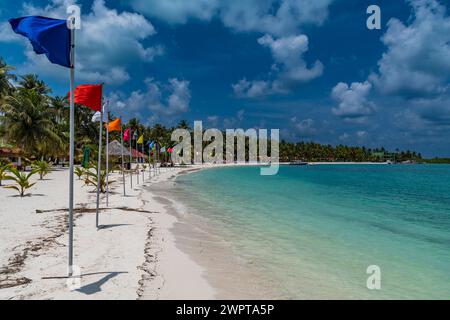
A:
[108, 140, 131, 157]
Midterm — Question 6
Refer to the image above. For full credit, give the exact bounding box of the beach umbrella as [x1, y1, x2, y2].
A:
[9, 15, 76, 276]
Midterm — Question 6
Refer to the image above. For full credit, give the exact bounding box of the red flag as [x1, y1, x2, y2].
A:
[123, 129, 130, 142]
[70, 84, 103, 112]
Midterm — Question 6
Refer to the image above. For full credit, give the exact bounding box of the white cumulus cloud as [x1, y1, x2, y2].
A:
[331, 81, 375, 121]
[130, 0, 333, 36]
[369, 0, 450, 97]
[233, 34, 323, 98]
[1, 0, 163, 85]
[108, 78, 191, 124]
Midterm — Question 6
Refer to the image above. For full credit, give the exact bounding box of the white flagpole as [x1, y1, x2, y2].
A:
[95, 108, 103, 229]
[106, 115, 109, 207]
[136, 133, 139, 184]
[148, 146, 152, 180]
[120, 121, 126, 196]
[142, 141, 145, 181]
[68, 19, 75, 277]
[129, 131, 133, 189]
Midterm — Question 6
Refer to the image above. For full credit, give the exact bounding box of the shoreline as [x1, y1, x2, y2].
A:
[142, 167, 285, 299]
[0, 162, 433, 300]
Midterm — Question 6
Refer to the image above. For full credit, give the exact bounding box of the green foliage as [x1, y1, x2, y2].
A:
[74, 166, 85, 180]
[0, 163, 12, 186]
[424, 158, 450, 164]
[83, 166, 113, 193]
[0, 56, 427, 164]
[33, 160, 52, 180]
[1, 88, 62, 156]
[3, 167, 37, 197]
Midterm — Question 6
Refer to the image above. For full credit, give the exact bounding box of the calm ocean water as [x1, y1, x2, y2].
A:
[173, 165, 450, 299]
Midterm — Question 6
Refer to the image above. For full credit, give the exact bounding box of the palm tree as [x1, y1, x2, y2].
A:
[0, 59, 16, 97]
[0, 163, 11, 186]
[0, 89, 62, 156]
[18, 74, 51, 95]
[33, 160, 52, 180]
[4, 167, 37, 197]
[177, 120, 190, 130]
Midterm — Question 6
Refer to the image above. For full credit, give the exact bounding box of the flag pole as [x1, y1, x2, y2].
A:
[95, 108, 103, 229]
[148, 146, 152, 180]
[106, 113, 110, 207]
[68, 19, 75, 277]
[120, 120, 126, 196]
[129, 130, 133, 189]
[142, 140, 145, 181]
[136, 132, 139, 185]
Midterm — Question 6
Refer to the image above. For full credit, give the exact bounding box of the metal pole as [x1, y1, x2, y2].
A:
[149, 148, 151, 178]
[68, 23, 75, 277]
[136, 133, 139, 184]
[121, 122, 126, 196]
[142, 141, 145, 181]
[129, 131, 133, 189]
[106, 117, 109, 207]
[95, 110, 103, 229]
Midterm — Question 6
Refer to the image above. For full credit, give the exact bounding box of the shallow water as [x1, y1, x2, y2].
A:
[172, 165, 450, 299]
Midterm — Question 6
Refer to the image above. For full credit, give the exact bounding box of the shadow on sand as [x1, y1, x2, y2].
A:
[75, 271, 128, 295]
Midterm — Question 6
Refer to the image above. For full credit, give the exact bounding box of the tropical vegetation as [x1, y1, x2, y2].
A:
[3, 167, 37, 197]
[83, 165, 113, 193]
[33, 160, 52, 180]
[0, 57, 433, 165]
[0, 162, 11, 186]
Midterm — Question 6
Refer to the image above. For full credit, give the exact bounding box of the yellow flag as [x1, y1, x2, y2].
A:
[137, 135, 144, 144]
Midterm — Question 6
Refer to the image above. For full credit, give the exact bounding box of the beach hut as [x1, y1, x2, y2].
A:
[108, 140, 131, 157]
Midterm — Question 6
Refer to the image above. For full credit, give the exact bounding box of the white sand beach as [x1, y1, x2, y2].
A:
[0, 166, 215, 300]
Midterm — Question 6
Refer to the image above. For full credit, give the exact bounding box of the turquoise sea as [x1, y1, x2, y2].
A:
[173, 165, 450, 299]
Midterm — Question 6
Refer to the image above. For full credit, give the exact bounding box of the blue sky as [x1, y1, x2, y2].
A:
[0, 0, 449, 157]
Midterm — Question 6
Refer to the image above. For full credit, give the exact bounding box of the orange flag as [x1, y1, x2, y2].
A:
[107, 118, 121, 132]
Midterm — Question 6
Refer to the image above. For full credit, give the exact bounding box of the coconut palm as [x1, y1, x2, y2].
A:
[0, 59, 16, 97]
[74, 166, 85, 180]
[18, 74, 51, 95]
[0, 89, 63, 156]
[0, 163, 12, 186]
[4, 167, 37, 197]
[177, 120, 190, 130]
[33, 160, 52, 180]
[83, 166, 113, 193]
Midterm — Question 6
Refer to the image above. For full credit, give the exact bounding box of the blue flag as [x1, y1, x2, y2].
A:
[9, 16, 71, 68]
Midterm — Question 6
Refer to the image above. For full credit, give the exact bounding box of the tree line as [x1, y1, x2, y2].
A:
[0, 57, 433, 164]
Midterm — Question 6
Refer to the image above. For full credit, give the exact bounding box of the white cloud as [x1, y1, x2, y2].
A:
[2, 0, 163, 85]
[339, 133, 349, 141]
[223, 109, 245, 128]
[108, 78, 191, 123]
[131, 0, 219, 24]
[369, 0, 450, 97]
[356, 131, 368, 139]
[233, 34, 323, 98]
[258, 34, 323, 82]
[290, 117, 317, 136]
[206, 115, 219, 127]
[331, 81, 375, 121]
[130, 0, 333, 36]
